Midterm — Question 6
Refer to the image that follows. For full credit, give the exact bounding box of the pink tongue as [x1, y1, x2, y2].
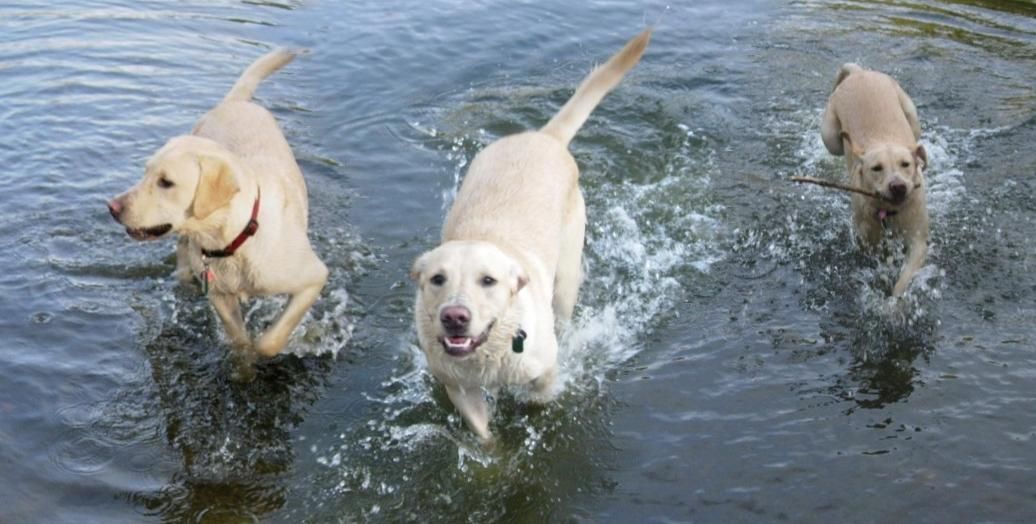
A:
[448, 337, 469, 345]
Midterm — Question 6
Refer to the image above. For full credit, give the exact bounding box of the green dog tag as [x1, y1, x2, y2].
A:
[512, 329, 527, 353]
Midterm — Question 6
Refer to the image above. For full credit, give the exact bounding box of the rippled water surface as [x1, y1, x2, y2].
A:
[2, 0, 1035, 522]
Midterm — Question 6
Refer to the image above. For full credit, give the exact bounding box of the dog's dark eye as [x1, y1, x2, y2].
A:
[871, 164, 884, 172]
[430, 274, 446, 286]
[157, 177, 174, 189]
[900, 161, 910, 168]
[481, 276, 497, 287]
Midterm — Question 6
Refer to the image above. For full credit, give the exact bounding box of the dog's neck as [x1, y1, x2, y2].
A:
[184, 182, 262, 255]
[481, 287, 537, 359]
[201, 188, 261, 258]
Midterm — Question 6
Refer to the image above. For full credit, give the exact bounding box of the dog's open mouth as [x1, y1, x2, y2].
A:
[125, 223, 172, 241]
[439, 323, 494, 357]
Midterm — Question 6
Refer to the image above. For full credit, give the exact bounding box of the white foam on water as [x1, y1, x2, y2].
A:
[560, 175, 724, 389]
[921, 123, 980, 219]
[239, 286, 353, 359]
[407, 120, 479, 211]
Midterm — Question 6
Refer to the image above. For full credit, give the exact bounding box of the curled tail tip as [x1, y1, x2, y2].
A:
[614, 27, 652, 70]
[541, 28, 652, 145]
[835, 62, 864, 86]
[276, 47, 310, 61]
[223, 47, 300, 102]
[630, 27, 653, 55]
[268, 47, 300, 66]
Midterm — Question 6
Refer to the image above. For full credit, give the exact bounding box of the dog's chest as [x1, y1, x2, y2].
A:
[186, 245, 253, 296]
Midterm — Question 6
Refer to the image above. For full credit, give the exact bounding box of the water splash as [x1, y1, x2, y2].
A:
[736, 109, 993, 356]
[561, 174, 723, 387]
[299, 111, 724, 519]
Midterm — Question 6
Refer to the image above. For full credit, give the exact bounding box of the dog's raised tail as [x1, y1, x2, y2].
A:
[223, 48, 299, 103]
[541, 28, 651, 146]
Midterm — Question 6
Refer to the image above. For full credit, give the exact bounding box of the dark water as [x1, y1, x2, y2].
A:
[2, 0, 1035, 522]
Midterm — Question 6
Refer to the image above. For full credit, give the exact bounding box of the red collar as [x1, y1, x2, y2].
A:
[201, 189, 260, 258]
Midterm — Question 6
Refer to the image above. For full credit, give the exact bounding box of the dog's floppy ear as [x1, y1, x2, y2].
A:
[410, 252, 429, 282]
[192, 155, 240, 219]
[510, 262, 529, 295]
[913, 144, 927, 171]
[850, 157, 864, 181]
[840, 131, 865, 158]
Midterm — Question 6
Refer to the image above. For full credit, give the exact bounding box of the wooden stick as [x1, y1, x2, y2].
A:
[789, 176, 892, 202]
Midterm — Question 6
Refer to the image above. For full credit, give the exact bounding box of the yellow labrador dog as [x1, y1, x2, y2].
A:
[108, 49, 328, 360]
[410, 30, 650, 442]
[821, 63, 928, 296]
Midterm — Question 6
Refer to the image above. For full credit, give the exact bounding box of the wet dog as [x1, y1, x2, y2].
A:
[108, 49, 327, 363]
[821, 63, 928, 296]
[410, 30, 650, 442]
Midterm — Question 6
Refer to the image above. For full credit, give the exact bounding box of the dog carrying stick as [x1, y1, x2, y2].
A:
[789, 176, 893, 202]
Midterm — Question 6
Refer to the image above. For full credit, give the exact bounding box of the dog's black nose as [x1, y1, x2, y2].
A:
[889, 181, 908, 200]
[107, 199, 123, 221]
[440, 305, 471, 331]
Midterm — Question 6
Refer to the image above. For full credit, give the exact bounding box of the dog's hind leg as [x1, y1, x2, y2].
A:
[821, 102, 844, 156]
[553, 191, 586, 324]
[896, 82, 922, 141]
[255, 259, 328, 357]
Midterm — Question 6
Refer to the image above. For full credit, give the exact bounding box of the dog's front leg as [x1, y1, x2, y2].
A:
[893, 233, 927, 297]
[209, 292, 249, 347]
[174, 237, 194, 286]
[446, 384, 493, 444]
[528, 366, 558, 404]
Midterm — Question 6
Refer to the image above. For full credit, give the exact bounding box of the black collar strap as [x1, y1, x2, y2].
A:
[202, 189, 260, 258]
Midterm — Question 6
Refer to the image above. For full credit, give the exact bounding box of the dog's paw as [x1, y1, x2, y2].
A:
[525, 389, 557, 405]
[226, 348, 258, 383]
[478, 433, 497, 452]
[526, 369, 559, 404]
[254, 333, 288, 358]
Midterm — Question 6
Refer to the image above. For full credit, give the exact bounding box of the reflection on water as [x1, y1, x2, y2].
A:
[62, 288, 337, 521]
[1, 0, 1035, 522]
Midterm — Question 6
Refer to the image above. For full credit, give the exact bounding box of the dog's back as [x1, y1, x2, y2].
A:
[443, 133, 575, 259]
[828, 64, 917, 149]
[193, 49, 309, 221]
[443, 30, 651, 259]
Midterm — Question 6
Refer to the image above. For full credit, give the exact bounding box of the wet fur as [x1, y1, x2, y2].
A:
[820, 63, 928, 296]
[411, 30, 651, 442]
[110, 49, 328, 362]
